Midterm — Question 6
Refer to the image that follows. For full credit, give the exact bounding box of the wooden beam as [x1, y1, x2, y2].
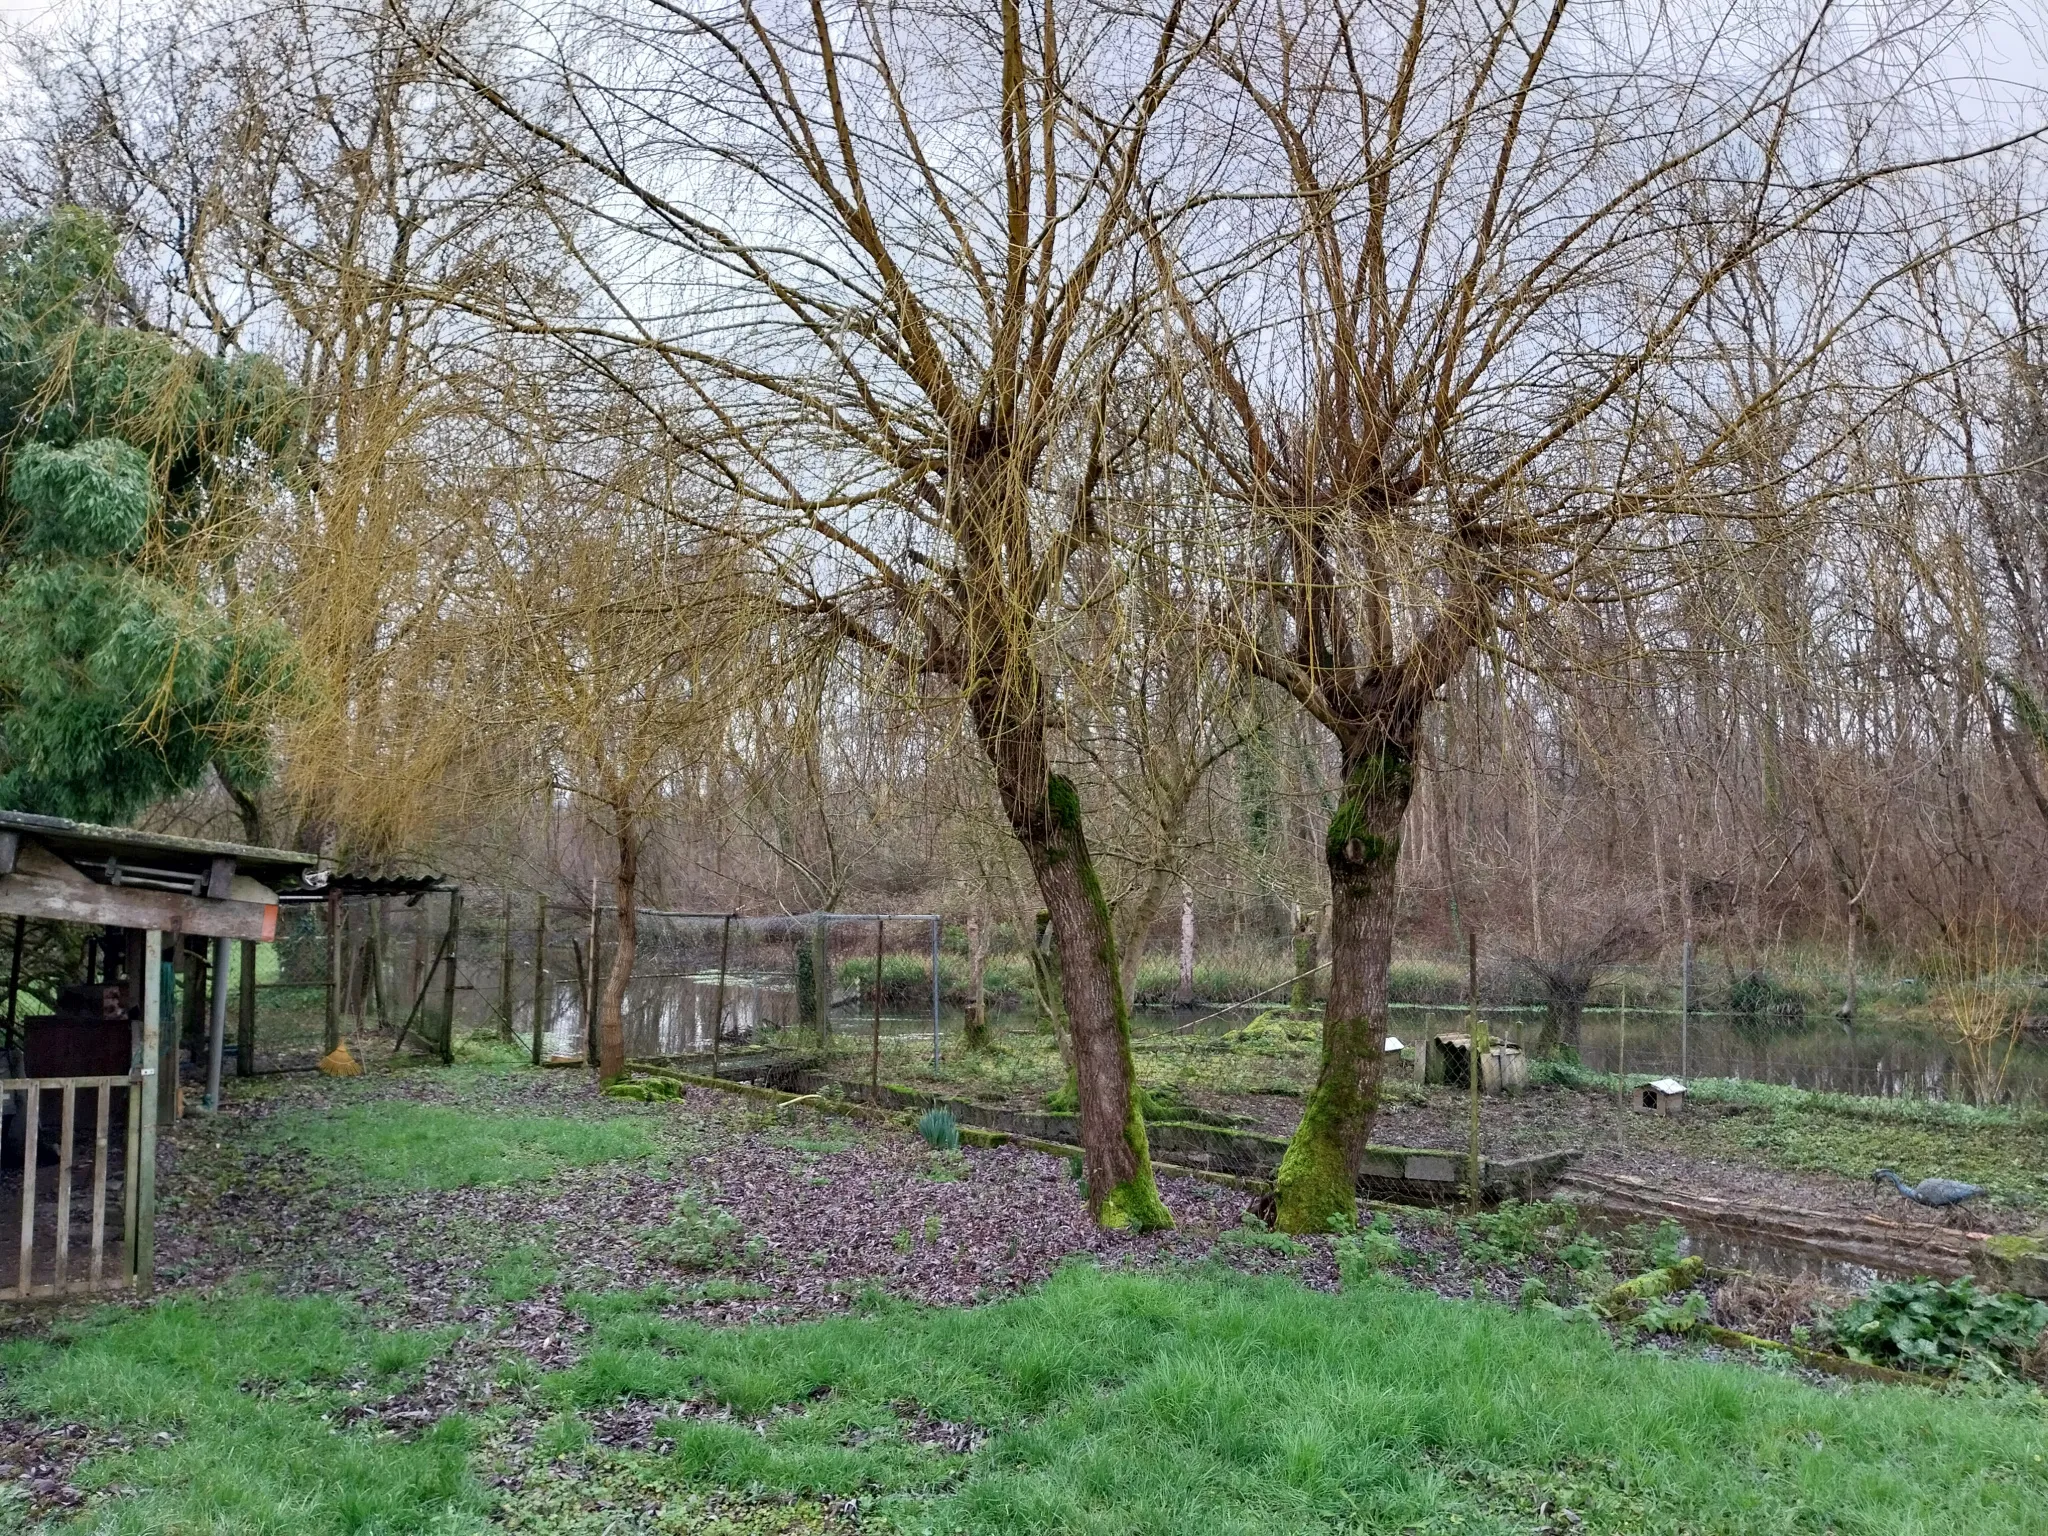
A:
[0, 830, 17, 876]
[0, 844, 276, 940]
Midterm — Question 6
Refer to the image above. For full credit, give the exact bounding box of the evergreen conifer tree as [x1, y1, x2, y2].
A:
[0, 208, 300, 826]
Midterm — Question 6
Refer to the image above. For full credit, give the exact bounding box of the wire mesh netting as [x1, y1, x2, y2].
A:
[238, 899, 943, 1072]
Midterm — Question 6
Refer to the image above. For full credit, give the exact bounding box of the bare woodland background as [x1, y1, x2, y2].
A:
[6, 0, 2048, 993]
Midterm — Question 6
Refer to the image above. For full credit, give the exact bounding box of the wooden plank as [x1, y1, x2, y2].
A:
[54, 1084, 74, 1289]
[90, 1083, 109, 1284]
[0, 1076, 136, 1092]
[18, 1084, 38, 1298]
[0, 830, 16, 876]
[0, 846, 278, 940]
[206, 857, 237, 900]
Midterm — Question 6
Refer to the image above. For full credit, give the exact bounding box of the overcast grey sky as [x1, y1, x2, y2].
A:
[1, 0, 2043, 132]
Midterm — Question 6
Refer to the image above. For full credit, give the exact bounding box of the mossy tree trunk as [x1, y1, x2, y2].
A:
[1274, 735, 1415, 1233]
[1535, 988, 1585, 1057]
[971, 672, 1170, 1230]
[595, 815, 638, 1084]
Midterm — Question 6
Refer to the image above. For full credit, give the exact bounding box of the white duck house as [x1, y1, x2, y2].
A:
[1635, 1077, 1688, 1116]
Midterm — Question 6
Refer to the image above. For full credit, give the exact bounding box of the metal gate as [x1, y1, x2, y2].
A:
[1, 1073, 146, 1300]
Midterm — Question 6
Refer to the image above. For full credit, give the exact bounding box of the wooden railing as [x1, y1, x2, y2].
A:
[1, 1075, 142, 1301]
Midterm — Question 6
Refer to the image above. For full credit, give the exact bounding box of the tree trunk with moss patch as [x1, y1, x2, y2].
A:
[596, 819, 638, 1085]
[1274, 737, 1414, 1234]
[973, 691, 1170, 1229]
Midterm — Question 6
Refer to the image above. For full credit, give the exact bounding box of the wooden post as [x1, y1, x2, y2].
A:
[711, 913, 733, 1081]
[530, 896, 549, 1066]
[203, 935, 230, 1111]
[323, 887, 341, 1055]
[135, 929, 162, 1291]
[54, 1083, 74, 1288]
[584, 879, 601, 1067]
[499, 895, 515, 1043]
[870, 916, 884, 1101]
[440, 888, 462, 1065]
[2, 913, 22, 1055]
[89, 1081, 109, 1284]
[237, 938, 257, 1077]
[17, 1079, 38, 1295]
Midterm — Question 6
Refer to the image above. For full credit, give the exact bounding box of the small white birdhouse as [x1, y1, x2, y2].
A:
[1635, 1077, 1687, 1116]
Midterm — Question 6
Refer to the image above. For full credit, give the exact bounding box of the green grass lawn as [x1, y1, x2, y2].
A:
[265, 1097, 654, 1190]
[547, 1265, 2047, 1535]
[1, 1295, 483, 1534]
[9, 1266, 2044, 1534]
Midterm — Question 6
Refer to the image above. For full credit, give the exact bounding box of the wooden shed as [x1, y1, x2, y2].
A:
[1, 811, 316, 1301]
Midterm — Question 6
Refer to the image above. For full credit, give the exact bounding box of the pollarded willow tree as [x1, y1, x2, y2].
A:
[1160, 0, 2025, 1231]
[434, 0, 1237, 1227]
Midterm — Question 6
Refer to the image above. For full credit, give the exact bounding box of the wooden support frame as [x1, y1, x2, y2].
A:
[0, 844, 277, 940]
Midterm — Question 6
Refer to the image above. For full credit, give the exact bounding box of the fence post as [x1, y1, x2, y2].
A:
[811, 915, 832, 1049]
[930, 917, 941, 1070]
[499, 896, 515, 1043]
[871, 916, 884, 1100]
[324, 888, 341, 1056]
[584, 879, 601, 1067]
[236, 938, 256, 1077]
[440, 888, 462, 1066]
[530, 896, 549, 1066]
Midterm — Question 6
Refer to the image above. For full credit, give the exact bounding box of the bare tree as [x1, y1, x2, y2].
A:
[431, 0, 1239, 1226]
[1162, 0, 2017, 1230]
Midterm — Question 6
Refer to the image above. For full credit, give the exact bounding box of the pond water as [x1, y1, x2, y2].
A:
[1163, 1000, 2048, 1107]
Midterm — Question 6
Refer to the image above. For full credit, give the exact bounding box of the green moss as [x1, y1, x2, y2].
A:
[1982, 1235, 2045, 1261]
[1273, 1074, 1359, 1234]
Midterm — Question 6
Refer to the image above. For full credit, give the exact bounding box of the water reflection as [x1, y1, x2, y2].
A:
[1147, 1001, 2048, 1106]
[512, 975, 800, 1061]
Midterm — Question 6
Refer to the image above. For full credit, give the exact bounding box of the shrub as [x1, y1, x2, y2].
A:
[1455, 1200, 1579, 1267]
[916, 1107, 960, 1152]
[644, 1192, 752, 1271]
[1727, 970, 1807, 1028]
[1330, 1211, 1411, 1287]
[1821, 1277, 2048, 1378]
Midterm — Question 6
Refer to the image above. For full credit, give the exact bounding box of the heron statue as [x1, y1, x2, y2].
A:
[1871, 1168, 1985, 1210]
